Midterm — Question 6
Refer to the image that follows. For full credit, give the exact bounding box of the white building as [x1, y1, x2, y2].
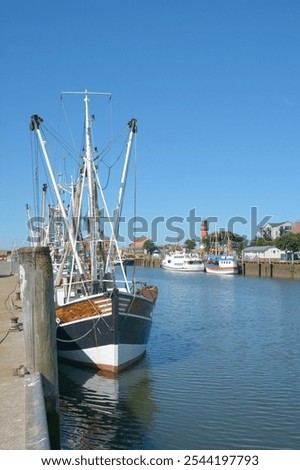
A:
[242, 246, 285, 261]
[260, 221, 292, 239]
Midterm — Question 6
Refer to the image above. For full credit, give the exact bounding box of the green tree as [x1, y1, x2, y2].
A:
[143, 239, 155, 254]
[250, 236, 273, 247]
[274, 233, 300, 252]
[184, 239, 196, 251]
[202, 231, 246, 253]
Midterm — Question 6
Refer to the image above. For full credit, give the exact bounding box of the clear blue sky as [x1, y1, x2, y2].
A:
[1, 0, 300, 248]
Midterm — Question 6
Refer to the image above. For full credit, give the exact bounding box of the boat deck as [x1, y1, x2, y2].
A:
[56, 296, 112, 323]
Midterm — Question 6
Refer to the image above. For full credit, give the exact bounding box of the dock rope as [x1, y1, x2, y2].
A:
[0, 279, 22, 345]
[56, 291, 114, 343]
[56, 314, 106, 343]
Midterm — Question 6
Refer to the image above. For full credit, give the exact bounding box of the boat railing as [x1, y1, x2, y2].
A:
[55, 276, 156, 307]
[59, 276, 140, 295]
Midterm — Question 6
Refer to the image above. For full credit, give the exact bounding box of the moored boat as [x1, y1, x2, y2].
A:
[29, 91, 158, 372]
[205, 255, 239, 275]
[204, 227, 239, 275]
[55, 287, 157, 372]
[161, 251, 205, 272]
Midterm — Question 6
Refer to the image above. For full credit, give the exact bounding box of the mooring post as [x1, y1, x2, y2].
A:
[18, 246, 60, 450]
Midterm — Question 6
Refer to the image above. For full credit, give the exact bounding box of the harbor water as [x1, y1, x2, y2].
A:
[59, 267, 300, 450]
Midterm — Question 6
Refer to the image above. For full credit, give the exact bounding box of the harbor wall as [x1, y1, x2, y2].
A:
[134, 257, 161, 268]
[25, 373, 51, 450]
[241, 260, 300, 280]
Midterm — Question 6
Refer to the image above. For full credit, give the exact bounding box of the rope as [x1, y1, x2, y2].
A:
[100, 141, 126, 190]
[0, 280, 21, 345]
[95, 127, 128, 191]
[60, 97, 78, 154]
[56, 292, 114, 343]
[4, 280, 19, 318]
[56, 315, 105, 343]
[0, 330, 10, 345]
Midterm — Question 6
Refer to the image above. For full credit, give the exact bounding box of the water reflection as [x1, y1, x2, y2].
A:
[59, 358, 157, 450]
[59, 268, 300, 450]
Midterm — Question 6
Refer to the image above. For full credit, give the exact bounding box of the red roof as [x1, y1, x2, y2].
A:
[129, 236, 148, 248]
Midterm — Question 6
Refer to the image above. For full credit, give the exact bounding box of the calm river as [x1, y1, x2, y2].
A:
[59, 267, 300, 450]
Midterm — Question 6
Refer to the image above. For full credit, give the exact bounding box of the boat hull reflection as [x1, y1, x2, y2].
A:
[59, 359, 157, 450]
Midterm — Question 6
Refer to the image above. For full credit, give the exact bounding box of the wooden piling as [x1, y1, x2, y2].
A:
[18, 246, 60, 450]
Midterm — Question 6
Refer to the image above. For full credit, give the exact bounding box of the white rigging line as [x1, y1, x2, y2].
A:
[92, 160, 130, 292]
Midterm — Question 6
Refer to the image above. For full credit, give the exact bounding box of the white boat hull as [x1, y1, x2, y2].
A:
[205, 265, 238, 275]
[161, 263, 205, 272]
[205, 258, 239, 275]
[57, 342, 148, 372]
[161, 252, 205, 272]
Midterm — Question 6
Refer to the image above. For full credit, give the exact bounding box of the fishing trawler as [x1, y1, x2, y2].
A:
[205, 229, 238, 275]
[205, 255, 239, 275]
[29, 91, 158, 372]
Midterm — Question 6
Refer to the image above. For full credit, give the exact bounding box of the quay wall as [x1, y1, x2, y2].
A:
[134, 257, 161, 268]
[25, 373, 50, 450]
[241, 260, 300, 280]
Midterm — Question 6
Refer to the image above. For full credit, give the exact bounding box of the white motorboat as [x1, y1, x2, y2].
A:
[161, 251, 205, 272]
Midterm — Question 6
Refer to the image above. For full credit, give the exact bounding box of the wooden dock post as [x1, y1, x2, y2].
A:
[18, 247, 60, 450]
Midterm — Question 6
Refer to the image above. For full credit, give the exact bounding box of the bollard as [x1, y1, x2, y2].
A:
[18, 246, 60, 450]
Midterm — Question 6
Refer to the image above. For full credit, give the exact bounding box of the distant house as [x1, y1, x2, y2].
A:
[242, 246, 285, 260]
[292, 220, 300, 234]
[128, 236, 149, 253]
[152, 248, 161, 258]
[260, 222, 292, 239]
